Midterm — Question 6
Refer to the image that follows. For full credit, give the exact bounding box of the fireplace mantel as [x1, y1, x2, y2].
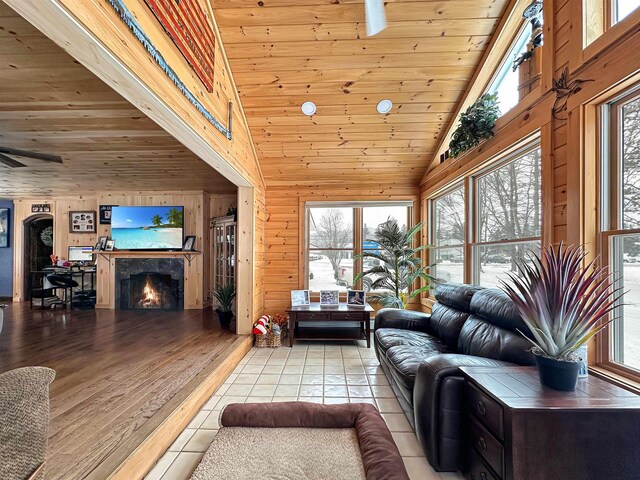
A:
[95, 250, 201, 266]
[95, 251, 203, 309]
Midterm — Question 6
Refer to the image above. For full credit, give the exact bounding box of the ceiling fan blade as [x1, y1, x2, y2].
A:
[365, 0, 387, 37]
[0, 153, 26, 168]
[0, 146, 62, 163]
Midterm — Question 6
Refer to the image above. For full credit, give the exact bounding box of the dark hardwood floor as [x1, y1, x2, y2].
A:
[0, 303, 244, 480]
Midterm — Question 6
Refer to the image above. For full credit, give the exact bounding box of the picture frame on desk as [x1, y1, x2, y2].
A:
[347, 290, 366, 307]
[105, 240, 115, 251]
[320, 290, 339, 306]
[96, 236, 108, 251]
[291, 289, 310, 307]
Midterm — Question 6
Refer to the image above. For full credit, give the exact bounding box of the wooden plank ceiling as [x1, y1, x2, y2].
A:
[213, 0, 510, 186]
[0, 2, 235, 198]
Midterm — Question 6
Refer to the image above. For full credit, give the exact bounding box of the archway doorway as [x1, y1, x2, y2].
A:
[23, 215, 53, 300]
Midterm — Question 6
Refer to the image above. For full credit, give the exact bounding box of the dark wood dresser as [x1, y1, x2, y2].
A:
[460, 366, 640, 480]
[286, 303, 373, 347]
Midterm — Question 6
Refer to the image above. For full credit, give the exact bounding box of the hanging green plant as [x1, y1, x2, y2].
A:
[448, 92, 500, 158]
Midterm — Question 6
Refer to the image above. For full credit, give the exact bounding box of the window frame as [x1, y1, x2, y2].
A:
[598, 84, 640, 378]
[428, 183, 466, 284]
[303, 201, 414, 294]
[426, 140, 543, 289]
[485, 21, 532, 116]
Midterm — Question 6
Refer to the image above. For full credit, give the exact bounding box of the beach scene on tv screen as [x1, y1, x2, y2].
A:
[111, 206, 183, 249]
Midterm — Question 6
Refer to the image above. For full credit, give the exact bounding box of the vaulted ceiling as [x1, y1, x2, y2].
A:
[0, 2, 235, 198]
[213, 0, 510, 187]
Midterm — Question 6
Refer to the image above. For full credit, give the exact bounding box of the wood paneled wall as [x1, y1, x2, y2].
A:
[420, 0, 640, 320]
[264, 184, 420, 314]
[11, 191, 230, 308]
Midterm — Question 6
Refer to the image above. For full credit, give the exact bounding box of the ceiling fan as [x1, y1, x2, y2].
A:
[0, 146, 63, 168]
[365, 0, 387, 37]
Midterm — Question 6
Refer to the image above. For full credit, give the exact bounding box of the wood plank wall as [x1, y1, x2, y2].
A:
[11, 191, 234, 309]
[4, 0, 268, 319]
[264, 184, 420, 314]
[420, 0, 640, 318]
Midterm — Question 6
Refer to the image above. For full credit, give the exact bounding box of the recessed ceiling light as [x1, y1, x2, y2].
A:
[301, 101, 316, 116]
[377, 99, 393, 114]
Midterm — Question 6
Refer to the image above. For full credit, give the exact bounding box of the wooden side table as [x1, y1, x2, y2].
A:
[460, 367, 640, 480]
[286, 303, 374, 348]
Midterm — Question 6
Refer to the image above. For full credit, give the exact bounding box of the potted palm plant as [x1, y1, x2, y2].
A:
[501, 244, 624, 391]
[354, 219, 433, 308]
[212, 282, 236, 329]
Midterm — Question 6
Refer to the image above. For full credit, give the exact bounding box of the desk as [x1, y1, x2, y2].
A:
[286, 303, 374, 347]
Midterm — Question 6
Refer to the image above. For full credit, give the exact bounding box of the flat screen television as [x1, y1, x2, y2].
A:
[110, 206, 184, 250]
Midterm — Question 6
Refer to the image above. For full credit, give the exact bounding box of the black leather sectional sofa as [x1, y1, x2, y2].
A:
[374, 283, 535, 472]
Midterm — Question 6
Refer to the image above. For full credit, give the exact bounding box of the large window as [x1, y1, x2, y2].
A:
[430, 187, 465, 284]
[306, 203, 412, 292]
[427, 142, 542, 289]
[487, 23, 531, 116]
[602, 86, 640, 372]
[473, 146, 542, 287]
[612, 0, 640, 24]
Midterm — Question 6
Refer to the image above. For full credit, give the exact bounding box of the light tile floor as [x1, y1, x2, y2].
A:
[145, 342, 465, 480]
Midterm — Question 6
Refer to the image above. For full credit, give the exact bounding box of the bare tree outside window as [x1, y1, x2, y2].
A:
[311, 208, 352, 277]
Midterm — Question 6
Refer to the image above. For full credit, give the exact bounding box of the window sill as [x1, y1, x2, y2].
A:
[589, 365, 640, 395]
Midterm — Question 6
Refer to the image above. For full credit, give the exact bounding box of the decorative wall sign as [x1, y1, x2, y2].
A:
[143, 0, 216, 93]
[31, 204, 51, 213]
[99, 205, 116, 225]
[552, 67, 594, 120]
[69, 211, 96, 233]
[0, 208, 9, 248]
[106, 0, 233, 140]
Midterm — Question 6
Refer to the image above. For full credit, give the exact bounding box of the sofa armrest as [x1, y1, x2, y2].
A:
[413, 354, 513, 471]
[374, 308, 432, 333]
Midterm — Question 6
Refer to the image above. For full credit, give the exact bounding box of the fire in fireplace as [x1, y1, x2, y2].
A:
[123, 272, 179, 310]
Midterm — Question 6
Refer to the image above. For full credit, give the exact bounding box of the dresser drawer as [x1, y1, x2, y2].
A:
[330, 312, 364, 321]
[295, 312, 330, 321]
[468, 383, 504, 441]
[469, 417, 504, 479]
[466, 449, 500, 480]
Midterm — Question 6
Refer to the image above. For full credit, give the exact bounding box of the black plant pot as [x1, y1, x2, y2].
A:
[534, 352, 581, 391]
[216, 309, 233, 329]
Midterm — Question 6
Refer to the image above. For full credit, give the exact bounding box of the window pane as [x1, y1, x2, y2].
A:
[621, 96, 640, 229]
[475, 241, 540, 288]
[488, 24, 530, 115]
[309, 208, 353, 248]
[433, 188, 465, 247]
[614, 0, 640, 23]
[431, 247, 464, 284]
[611, 234, 640, 370]
[308, 251, 352, 292]
[478, 148, 542, 243]
[362, 206, 408, 246]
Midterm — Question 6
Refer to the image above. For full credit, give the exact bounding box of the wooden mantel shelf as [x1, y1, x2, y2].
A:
[95, 250, 201, 266]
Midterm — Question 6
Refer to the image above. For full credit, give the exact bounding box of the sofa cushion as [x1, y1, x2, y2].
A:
[457, 316, 535, 365]
[428, 303, 471, 350]
[385, 339, 451, 392]
[469, 288, 533, 337]
[434, 283, 482, 312]
[375, 328, 436, 354]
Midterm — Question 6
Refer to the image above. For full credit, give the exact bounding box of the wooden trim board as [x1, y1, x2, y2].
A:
[86, 334, 252, 480]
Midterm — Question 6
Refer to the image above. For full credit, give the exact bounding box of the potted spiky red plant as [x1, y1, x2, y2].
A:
[501, 244, 624, 391]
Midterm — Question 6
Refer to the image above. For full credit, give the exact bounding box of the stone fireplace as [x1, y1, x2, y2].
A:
[114, 258, 184, 310]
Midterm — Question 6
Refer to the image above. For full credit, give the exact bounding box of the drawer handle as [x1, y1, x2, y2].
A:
[478, 436, 487, 451]
[480, 473, 488, 480]
[309, 314, 315, 319]
[477, 400, 486, 416]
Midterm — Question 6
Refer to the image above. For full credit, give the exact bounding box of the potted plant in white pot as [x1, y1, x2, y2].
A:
[212, 282, 236, 329]
[501, 243, 624, 391]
